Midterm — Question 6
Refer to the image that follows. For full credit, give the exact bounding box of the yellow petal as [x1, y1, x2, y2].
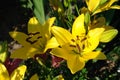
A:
[10, 46, 38, 59]
[86, 0, 100, 12]
[53, 75, 64, 80]
[84, 28, 105, 52]
[51, 47, 71, 60]
[72, 14, 86, 37]
[93, 0, 119, 15]
[51, 45, 85, 74]
[67, 54, 85, 74]
[10, 65, 27, 80]
[110, 5, 120, 9]
[44, 37, 59, 52]
[9, 32, 30, 47]
[100, 29, 118, 42]
[52, 26, 73, 46]
[28, 17, 42, 33]
[30, 74, 39, 80]
[0, 63, 9, 80]
[42, 17, 56, 39]
[82, 51, 106, 60]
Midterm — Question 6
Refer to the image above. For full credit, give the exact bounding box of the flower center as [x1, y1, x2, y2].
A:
[70, 35, 88, 55]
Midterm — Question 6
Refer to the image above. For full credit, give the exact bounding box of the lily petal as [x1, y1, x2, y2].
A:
[51, 47, 71, 60]
[82, 51, 106, 60]
[86, 0, 100, 12]
[51, 47, 85, 74]
[10, 46, 39, 59]
[44, 37, 59, 52]
[72, 14, 86, 37]
[52, 26, 73, 45]
[28, 17, 42, 33]
[67, 54, 85, 74]
[0, 63, 9, 80]
[93, 0, 119, 15]
[10, 65, 26, 80]
[84, 28, 105, 52]
[9, 32, 30, 47]
[43, 17, 56, 39]
[110, 5, 120, 9]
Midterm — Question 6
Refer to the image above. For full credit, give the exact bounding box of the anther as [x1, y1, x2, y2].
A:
[70, 44, 76, 47]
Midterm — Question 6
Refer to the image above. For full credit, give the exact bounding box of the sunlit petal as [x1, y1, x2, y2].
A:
[9, 32, 30, 47]
[10, 46, 39, 59]
[44, 37, 59, 52]
[72, 14, 86, 37]
[82, 51, 106, 60]
[67, 54, 85, 74]
[86, 0, 100, 12]
[110, 5, 120, 9]
[51, 46, 72, 60]
[92, 0, 119, 15]
[52, 26, 73, 45]
[10, 65, 26, 80]
[43, 17, 56, 39]
[84, 28, 105, 52]
[28, 17, 42, 33]
[0, 63, 9, 80]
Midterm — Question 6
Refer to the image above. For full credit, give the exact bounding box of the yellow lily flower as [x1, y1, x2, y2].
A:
[9, 17, 58, 59]
[51, 14, 106, 74]
[85, 0, 120, 15]
[0, 63, 26, 80]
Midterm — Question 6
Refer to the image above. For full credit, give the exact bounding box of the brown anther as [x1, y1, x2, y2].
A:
[81, 37, 87, 42]
[71, 39, 75, 42]
[28, 32, 40, 35]
[26, 37, 38, 44]
[37, 36, 42, 39]
[76, 44, 81, 52]
[70, 44, 76, 47]
[26, 32, 42, 44]
[76, 35, 80, 40]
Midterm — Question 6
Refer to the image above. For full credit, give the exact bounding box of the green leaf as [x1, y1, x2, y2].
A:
[32, 0, 45, 24]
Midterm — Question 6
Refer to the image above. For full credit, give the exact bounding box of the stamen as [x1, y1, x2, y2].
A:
[76, 44, 81, 52]
[26, 37, 32, 42]
[81, 37, 87, 42]
[82, 44, 85, 50]
[76, 35, 80, 40]
[28, 32, 40, 35]
[26, 32, 42, 44]
[71, 39, 75, 42]
[70, 44, 76, 47]
[26, 37, 38, 44]
[37, 36, 42, 39]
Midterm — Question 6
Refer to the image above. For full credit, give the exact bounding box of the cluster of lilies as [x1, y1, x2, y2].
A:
[0, 0, 120, 79]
